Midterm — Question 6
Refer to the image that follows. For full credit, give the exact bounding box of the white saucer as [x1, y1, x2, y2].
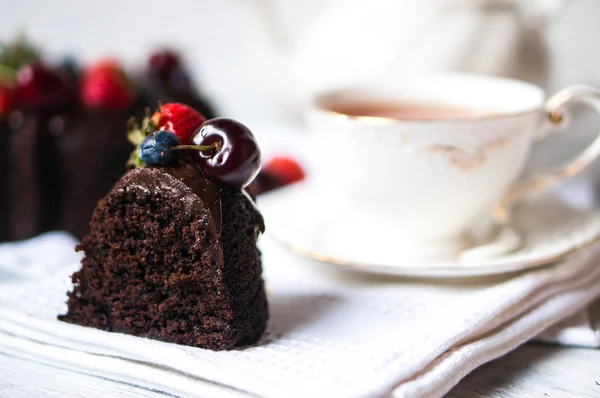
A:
[257, 182, 600, 277]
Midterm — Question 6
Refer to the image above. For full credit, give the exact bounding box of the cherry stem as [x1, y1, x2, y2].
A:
[169, 142, 220, 152]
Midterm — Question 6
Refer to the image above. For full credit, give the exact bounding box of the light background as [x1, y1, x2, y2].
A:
[1, 0, 600, 168]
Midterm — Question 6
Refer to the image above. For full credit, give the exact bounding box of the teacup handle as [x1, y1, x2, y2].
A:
[494, 85, 600, 224]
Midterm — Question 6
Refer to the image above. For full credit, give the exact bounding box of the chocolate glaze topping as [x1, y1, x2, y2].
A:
[159, 163, 222, 231]
[114, 163, 222, 234]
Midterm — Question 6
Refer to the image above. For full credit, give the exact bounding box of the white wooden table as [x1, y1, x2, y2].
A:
[1, 343, 598, 397]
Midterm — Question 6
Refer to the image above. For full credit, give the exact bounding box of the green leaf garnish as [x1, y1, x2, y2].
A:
[0, 34, 40, 82]
[126, 107, 161, 168]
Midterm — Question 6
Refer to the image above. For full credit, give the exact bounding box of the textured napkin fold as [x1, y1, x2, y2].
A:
[0, 232, 599, 398]
[536, 302, 600, 347]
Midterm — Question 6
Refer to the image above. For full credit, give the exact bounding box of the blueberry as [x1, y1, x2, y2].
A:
[139, 130, 181, 165]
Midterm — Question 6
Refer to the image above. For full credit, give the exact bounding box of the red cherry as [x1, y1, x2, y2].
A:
[264, 156, 305, 186]
[81, 59, 136, 109]
[191, 118, 261, 190]
[0, 85, 15, 118]
[148, 49, 181, 79]
[15, 62, 75, 109]
[151, 103, 206, 144]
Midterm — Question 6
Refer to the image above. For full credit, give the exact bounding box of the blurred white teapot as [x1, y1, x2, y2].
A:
[243, 0, 568, 120]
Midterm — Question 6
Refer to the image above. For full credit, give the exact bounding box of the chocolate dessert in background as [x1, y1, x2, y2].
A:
[0, 37, 217, 242]
[0, 119, 8, 242]
[142, 49, 217, 120]
[53, 105, 145, 239]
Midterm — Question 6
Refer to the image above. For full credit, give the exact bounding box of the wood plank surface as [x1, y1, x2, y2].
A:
[1, 344, 599, 397]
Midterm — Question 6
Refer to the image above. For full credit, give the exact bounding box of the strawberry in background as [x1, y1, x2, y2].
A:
[80, 58, 136, 109]
[247, 155, 305, 196]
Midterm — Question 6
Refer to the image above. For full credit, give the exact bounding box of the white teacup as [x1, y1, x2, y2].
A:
[307, 73, 600, 260]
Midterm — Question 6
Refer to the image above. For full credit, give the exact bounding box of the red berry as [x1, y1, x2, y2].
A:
[148, 49, 181, 78]
[81, 58, 136, 109]
[0, 85, 15, 118]
[264, 156, 305, 186]
[85, 58, 122, 76]
[151, 103, 206, 145]
[15, 62, 75, 109]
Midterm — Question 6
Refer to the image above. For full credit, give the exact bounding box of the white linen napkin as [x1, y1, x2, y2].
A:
[0, 232, 599, 398]
[536, 302, 600, 347]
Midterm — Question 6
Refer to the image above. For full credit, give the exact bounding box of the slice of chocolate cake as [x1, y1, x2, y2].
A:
[60, 164, 267, 349]
[60, 109, 267, 350]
